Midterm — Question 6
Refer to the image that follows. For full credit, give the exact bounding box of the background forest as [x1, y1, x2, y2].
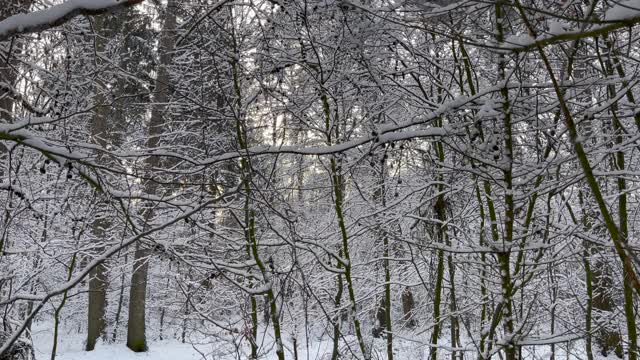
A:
[1, 0, 640, 359]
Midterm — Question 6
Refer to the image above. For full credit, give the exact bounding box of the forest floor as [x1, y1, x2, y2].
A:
[32, 327, 202, 360]
[30, 322, 614, 359]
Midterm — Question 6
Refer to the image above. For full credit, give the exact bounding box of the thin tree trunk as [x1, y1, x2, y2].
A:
[320, 92, 369, 360]
[548, 264, 557, 360]
[331, 251, 343, 360]
[52, 254, 76, 360]
[112, 254, 127, 342]
[383, 236, 393, 360]
[448, 254, 460, 360]
[429, 200, 445, 360]
[228, 9, 285, 358]
[379, 157, 393, 360]
[562, 191, 596, 360]
[429, 42, 449, 360]
[584, 248, 595, 360]
[370, 145, 394, 357]
[494, 3, 517, 359]
[458, 40, 491, 359]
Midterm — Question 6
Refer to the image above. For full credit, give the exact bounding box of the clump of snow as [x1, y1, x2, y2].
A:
[477, 99, 501, 119]
[547, 20, 570, 35]
[504, 34, 535, 48]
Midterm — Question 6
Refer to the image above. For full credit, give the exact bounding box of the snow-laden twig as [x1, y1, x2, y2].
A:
[0, 0, 145, 42]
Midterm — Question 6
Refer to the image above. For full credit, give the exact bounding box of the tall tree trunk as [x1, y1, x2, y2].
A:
[321, 92, 369, 360]
[228, 7, 285, 358]
[429, 41, 448, 360]
[494, 3, 517, 359]
[86, 15, 111, 351]
[126, 0, 177, 352]
[457, 39, 491, 359]
[376, 151, 393, 359]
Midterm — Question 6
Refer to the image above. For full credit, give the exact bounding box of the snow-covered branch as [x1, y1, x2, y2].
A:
[0, 0, 144, 42]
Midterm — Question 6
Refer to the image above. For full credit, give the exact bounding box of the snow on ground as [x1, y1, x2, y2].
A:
[29, 322, 622, 360]
[29, 326, 431, 359]
[32, 329, 202, 360]
[31, 328, 413, 360]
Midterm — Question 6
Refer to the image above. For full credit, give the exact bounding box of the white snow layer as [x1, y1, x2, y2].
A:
[0, 0, 138, 39]
[29, 322, 621, 360]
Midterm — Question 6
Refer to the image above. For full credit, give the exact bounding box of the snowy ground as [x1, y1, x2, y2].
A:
[30, 321, 425, 360]
[30, 323, 618, 359]
[32, 328, 202, 360]
[32, 328, 416, 360]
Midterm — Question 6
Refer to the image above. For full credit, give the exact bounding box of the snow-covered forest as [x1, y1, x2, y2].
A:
[1, 0, 639, 359]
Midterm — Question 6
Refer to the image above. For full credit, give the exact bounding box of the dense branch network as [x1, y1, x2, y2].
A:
[1, 0, 639, 359]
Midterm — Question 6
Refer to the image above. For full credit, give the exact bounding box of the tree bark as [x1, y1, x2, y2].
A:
[126, 0, 176, 352]
[126, 246, 150, 352]
[86, 246, 108, 350]
[86, 14, 111, 352]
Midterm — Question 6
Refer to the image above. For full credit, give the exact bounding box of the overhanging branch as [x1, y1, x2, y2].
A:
[0, 0, 145, 42]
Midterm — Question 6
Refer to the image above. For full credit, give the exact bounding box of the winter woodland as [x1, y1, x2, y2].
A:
[1, 0, 640, 359]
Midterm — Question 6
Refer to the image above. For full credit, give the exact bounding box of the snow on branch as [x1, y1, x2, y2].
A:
[0, 0, 144, 42]
[507, 14, 640, 52]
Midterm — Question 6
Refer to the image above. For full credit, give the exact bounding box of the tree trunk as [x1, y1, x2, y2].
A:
[126, 246, 150, 352]
[86, 250, 108, 350]
[85, 14, 114, 350]
[401, 288, 415, 327]
[112, 254, 127, 342]
[126, 0, 176, 352]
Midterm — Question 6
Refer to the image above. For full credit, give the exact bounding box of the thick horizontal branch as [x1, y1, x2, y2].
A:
[510, 16, 640, 53]
[0, 0, 144, 42]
